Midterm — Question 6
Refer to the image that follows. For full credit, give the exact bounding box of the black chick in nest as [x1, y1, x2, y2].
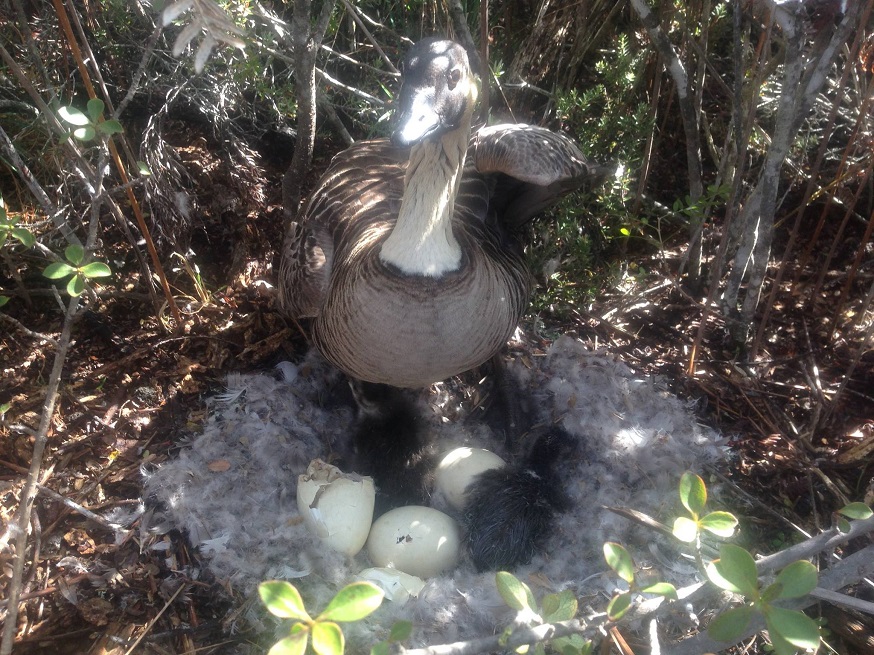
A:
[463, 427, 576, 571]
[350, 381, 436, 515]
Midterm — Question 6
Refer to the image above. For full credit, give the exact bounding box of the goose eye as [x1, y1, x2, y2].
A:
[448, 68, 462, 89]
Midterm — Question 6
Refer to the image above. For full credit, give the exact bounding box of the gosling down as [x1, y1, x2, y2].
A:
[280, 37, 604, 388]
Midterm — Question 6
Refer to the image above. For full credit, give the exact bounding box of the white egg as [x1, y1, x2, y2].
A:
[296, 459, 375, 556]
[435, 447, 506, 510]
[357, 567, 425, 603]
[366, 506, 460, 578]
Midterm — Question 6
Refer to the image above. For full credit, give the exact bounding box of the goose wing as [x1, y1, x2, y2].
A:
[279, 139, 406, 318]
[471, 124, 610, 230]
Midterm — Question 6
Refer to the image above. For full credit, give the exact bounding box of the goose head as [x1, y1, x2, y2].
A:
[391, 38, 478, 148]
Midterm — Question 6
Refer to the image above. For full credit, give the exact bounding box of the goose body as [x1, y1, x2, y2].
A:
[280, 38, 600, 388]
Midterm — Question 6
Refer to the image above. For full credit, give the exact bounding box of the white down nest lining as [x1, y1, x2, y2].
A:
[143, 335, 727, 650]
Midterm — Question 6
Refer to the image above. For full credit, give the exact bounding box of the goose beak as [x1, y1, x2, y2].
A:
[391, 91, 443, 147]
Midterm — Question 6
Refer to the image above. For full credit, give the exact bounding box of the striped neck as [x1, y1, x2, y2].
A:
[379, 122, 470, 276]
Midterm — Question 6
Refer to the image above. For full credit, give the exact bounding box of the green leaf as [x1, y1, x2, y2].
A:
[640, 582, 677, 600]
[679, 472, 707, 516]
[552, 634, 590, 655]
[541, 590, 577, 622]
[98, 119, 124, 135]
[619, 227, 630, 236]
[603, 543, 635, 583]
[765, 607, 820, 651]
[259, 581, 312, 621]
[268, 629, 309, 655]
[774, 561, 817, 599]
[0, 402, 10, 415]
[80, 262, 112, 278]
[699, 511, 738, 538]
[388, 620, 412, 642]
[65, 244, 85, 265]
[767, 628, 797, 655]
[43, 262, 75, 279]
[837, 517, 852, 533]
[137, 161, 152, 176]
[760, 582, 783, 604]
[837, 502, 873, 520]
[318, 582, 383, 622]
[67, 274, 85, 296]
[370, 643, 389, 655]
[73, 125, 96, 141]
[495, 571, 537, 611]
[311, 621, 344, 655]
[707, 605, 753, 642]
[11, 227, 34, 247]
[0, 295, 9, 308]
[672, 516, 699, 543]
[58, 105, 90, 126]
[707, 544, 759, 597]
[606, 591, 631, 621]
[86, 98, 105, 122]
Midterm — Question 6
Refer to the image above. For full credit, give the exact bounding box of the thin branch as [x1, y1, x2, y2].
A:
[0, 294, 80, 655]
[35, 484, 130, 535]
[0, 313, 60, 348]
[337, 0, 399, 75]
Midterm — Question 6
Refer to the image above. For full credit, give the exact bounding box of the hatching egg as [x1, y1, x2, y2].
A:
[435, 447, 506, 510]
[296, 459, 375, 556]
[366, 506, 460, 578]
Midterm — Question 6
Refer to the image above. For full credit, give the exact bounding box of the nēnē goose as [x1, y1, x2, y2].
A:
[279, 37, 604, 389]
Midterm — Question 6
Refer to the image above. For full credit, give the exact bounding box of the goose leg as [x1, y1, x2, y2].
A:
[350, 381, 435, 514]
[489, 352, 525, 450]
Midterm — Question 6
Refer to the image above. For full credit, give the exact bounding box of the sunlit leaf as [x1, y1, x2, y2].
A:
[774, 561, 817, 599]
[765, 606, 820, 650]
[311, 621, 343, 655]
[679, 472, 707, 516]
[699, 511, 738, 538]
[80, 262, 112, 278]
[707, 605, 752, 643]
[672, 516, 699, 543]
[58, 105, 90, 126]
[640, 582, 677, 600]
[65, 244, 85, 265]
[837, 502, 873, 520]
[43, 262, 75, 279]
[137, 161, 152, 176]
[267, 629, 308, 655]
[603, 543, 634, 583]
[73, 125, 96, 141]
[67, 274, 85, 296]
[259, 581, 312, 621]
[606, 592, 631, 621]
[541, 590, 577, 622]
[707, 544, 758, 597]
[11, 227, 34, 247]
[496, 571, 537, 611]
[318, 582, 383, 622]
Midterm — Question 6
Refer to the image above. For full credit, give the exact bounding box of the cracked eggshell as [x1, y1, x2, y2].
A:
[435, 447, 506, 510]
[366, 505, 460, 578]
[296, 459, 375, 556]
[357, 567, 426, 603]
